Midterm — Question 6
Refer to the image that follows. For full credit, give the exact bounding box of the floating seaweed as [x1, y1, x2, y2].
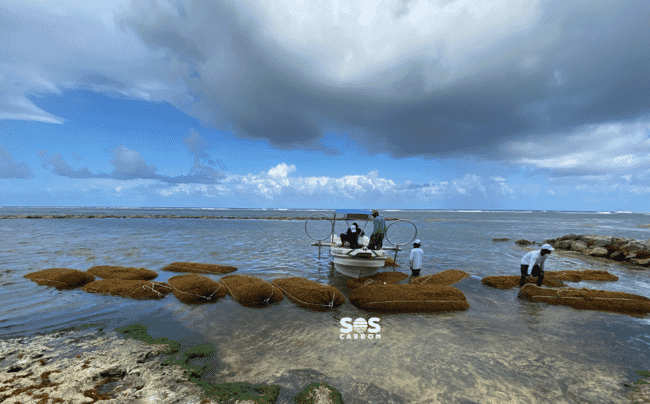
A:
[167, 274, 226, 304]
[349, 284, 469, 313]
[272, 277, 345, 309]
[410, 269, 470, 286]
[161, 262, 238, 274]
[83, 280, 172, 300]
[481, 275, 565, 289]
[220, 275, 283, 307]
[87, 265, 158, 280]
[24, 268, 95, 290]
[545, 270, 619, 282]
[518, 284, 650, 315]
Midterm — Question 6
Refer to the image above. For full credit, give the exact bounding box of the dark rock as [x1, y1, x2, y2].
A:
[609, 251, 626, 261]
[555, 240, 572, 250]
[492, 238, 510, 242]
[630, 258, 650, 267]
[570, 240, 588, 252]
[515, 239, 535, 246]
[579, 234, 613, 248]
[585, 247, 609, 257]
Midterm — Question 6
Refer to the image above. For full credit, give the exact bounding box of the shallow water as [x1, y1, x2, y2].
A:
[1, 208, 650, 403]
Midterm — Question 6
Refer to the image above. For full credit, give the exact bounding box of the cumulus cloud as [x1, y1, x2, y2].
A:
[39, 130, 225, 184]
[0, 145, 35, 178]
[39, 151, 101, 179]
[2, 0, 649, 162]
[223, 165, 512, 203]
[501, 119, 650, 175]
[267, 163, 296, 178]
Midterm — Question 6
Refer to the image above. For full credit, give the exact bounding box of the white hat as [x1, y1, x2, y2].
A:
[541, 244, 554, 251]
[413, 239, 421, 244]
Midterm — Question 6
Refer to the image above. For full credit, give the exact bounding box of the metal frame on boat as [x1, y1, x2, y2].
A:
[305, 209, 417, 278]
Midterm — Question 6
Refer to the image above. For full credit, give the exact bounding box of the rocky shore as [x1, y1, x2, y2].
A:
[542, 234, 650, 268]
[0, 325, 346, 404]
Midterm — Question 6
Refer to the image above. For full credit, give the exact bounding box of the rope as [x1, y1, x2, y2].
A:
[271, 281, 338, 308]
[141, 282, 173, 298]
[362, 279, 375, 287]
[142, 281, 223, 301]
[220, 275, 276, 305]
[414, 275, 435, 284]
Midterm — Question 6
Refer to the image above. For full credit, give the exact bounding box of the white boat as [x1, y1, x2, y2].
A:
[306, 209, 416, 278]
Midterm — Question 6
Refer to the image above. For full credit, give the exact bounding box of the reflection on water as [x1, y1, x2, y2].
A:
[1, 209, 649, 403]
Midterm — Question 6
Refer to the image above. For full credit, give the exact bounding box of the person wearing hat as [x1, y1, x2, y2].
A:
[409, 239, 424, 277]
[340, 222, 364, 249]
[519, 244, 555, 287]
[368, 209, 387, 250]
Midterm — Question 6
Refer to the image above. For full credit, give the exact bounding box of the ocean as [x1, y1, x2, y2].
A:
[1, 207, 649, 403]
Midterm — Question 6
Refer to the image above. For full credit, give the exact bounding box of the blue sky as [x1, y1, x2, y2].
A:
[1, 0, 649, 210]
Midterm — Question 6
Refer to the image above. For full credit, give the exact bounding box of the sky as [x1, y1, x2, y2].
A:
[1, 0, 649, 210]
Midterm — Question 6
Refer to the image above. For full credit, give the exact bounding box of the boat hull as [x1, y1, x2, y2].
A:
[330, 247, 387, 278]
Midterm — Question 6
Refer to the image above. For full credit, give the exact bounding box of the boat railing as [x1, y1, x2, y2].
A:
[384, 219, 418, 263]
[305, 213, 334, 259]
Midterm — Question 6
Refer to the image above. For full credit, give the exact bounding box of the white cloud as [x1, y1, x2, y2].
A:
[503, 119, 650, 174]
[267, 163, 296, 178]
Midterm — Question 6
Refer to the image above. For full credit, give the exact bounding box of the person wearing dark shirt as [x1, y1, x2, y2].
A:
[340, 222, 364, 249]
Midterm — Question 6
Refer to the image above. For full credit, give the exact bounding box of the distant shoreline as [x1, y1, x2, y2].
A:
[0, 214, 401, 221]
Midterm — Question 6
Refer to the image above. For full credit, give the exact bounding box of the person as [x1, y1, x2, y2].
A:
[340, 223, 364, 249]
[519, 244, 554, 287]
[409, 239, 424, 277]
[368, 209, 387, 250]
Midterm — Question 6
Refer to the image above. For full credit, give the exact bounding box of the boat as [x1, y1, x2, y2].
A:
[306, 209, 417, 278]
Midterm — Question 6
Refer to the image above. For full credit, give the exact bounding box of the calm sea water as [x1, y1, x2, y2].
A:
[1, 207, 650, 403]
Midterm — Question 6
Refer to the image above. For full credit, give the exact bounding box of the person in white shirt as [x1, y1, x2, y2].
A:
[409, 239, 424, 277]
[520, 244, 554, 287]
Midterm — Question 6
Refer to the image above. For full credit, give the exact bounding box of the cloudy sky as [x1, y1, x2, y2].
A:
[1, 0, 649, 210]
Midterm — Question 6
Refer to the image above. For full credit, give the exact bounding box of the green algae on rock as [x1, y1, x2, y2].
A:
[294, 382, 344, 404]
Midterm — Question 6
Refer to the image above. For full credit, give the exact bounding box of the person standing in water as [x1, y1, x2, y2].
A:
[368, 210, 387, 250]
[520, 244, 554, 286]
[409, 239, 424, 277]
